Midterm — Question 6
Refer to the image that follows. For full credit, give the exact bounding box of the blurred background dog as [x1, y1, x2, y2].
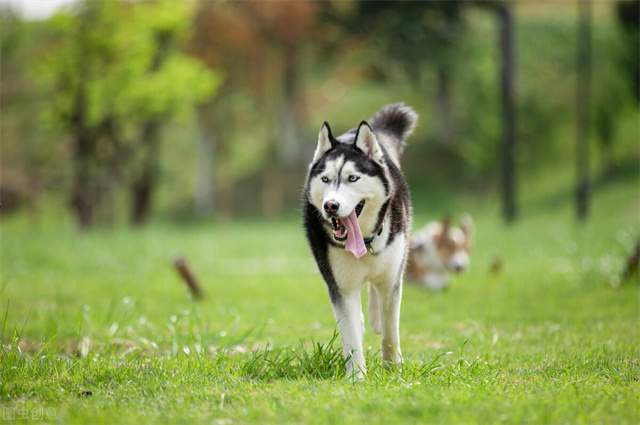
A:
[407, 214, 473, 291]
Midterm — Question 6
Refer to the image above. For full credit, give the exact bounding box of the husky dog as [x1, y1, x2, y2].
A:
[407, 215, 473, 291]
[302, 103, 417, 379]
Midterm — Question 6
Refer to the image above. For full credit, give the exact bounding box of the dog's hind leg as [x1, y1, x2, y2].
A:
[368, 283, 382, 335]
[332, 289, 366, 380]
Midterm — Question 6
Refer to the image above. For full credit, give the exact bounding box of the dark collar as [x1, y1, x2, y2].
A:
[363, 223, 384, 254]
[362, 199, 391, 254]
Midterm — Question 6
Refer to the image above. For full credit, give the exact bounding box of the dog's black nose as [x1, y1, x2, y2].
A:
[323, 200, 340, 215]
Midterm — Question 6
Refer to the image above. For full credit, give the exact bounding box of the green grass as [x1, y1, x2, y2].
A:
[1, 177, 638, 424]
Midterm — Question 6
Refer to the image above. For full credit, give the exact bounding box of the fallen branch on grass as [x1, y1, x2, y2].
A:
[173, 256, 204, 300]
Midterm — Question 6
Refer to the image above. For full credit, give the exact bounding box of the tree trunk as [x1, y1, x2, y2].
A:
[129, 31, 171, 225]
[130, 121, 160, 225]
[435, 65, 455, 145]
[70, 87, 96, 229]
[261, 45, 299, 217]
[261, 165, 283, 219]
[498, 4, 517, 223]
[194, 104, 216, 215]
[576, 0, 592, 221]
[595, 105, 615, 179]
[279, 46, 300, 164]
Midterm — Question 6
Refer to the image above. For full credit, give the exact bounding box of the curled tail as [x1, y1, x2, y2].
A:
[369, 103, 418, 157]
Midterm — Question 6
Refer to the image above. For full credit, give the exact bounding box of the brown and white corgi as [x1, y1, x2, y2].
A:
[407, 214, 473, 291]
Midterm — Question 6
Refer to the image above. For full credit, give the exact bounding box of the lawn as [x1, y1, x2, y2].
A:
[1, 177, 638, 424]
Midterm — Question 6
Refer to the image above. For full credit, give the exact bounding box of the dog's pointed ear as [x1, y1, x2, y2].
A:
[441, 214, 451, 235]
[354, 121, 384, 161]
[437, 215, 451, 248]
[313, 122, 335, 162]
[460, 213, 473, 237]
[460, 213, 473, 248]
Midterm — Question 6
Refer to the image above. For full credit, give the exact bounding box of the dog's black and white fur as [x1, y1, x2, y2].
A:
[302, 103, 417, 379]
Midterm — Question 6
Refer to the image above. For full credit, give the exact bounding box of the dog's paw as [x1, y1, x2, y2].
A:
[383, 357, 403, 371]
[345, 358, 367, 382]
[382, 344, 403, 368]
[347, 368, 367, 382]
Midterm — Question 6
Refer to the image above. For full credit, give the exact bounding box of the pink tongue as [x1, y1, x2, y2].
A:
[342, 210, 367, 259]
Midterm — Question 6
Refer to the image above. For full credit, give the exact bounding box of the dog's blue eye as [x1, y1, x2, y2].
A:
[348, 175, 360, 182]
[321, 176, 330, 183]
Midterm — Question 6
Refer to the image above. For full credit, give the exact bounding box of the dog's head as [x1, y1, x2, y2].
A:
[411, 214, 473, 275]
[306, 121, 389, 241]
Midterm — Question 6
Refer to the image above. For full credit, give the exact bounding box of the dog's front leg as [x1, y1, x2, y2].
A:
[380, 279, 403, 367]
[332, 289, 366, 380]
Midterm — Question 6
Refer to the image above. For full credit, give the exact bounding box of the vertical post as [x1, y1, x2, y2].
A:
[576, 0, 592, 221]
[498, 3, 517, 223]
[435, 65, 455, 145]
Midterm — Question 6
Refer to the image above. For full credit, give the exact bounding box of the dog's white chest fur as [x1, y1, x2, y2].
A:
[328, 233, 407, 292]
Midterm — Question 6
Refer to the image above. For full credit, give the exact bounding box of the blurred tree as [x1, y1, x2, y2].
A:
[189, 0, 318, 218]
[592, 0, 640, 179]
[346, 0, 520, 222]
[0, 8, 50, 213]
[575, 0, 592, 221]
[40, 0, 219, 227]
[593, 16, 630, 178]
[496, 2, 517, 223]
[127, 5, 212, 225]
[347, 1, 465, 146]
[615, 0, 640, 104]
[189, 1, 272, 216]
[245, 0, 318, 217]
[5, 0, 635, 221]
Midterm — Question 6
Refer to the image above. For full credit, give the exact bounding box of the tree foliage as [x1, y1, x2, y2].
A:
[1, 0, 637, 224]
[34, 0, 220, 226]
[42, 0, 219, 133]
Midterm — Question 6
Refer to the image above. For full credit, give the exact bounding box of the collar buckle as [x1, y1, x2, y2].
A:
[363, 223, 383, 255]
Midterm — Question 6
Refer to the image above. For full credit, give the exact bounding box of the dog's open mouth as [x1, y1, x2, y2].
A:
[330, 200, 365, 242]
